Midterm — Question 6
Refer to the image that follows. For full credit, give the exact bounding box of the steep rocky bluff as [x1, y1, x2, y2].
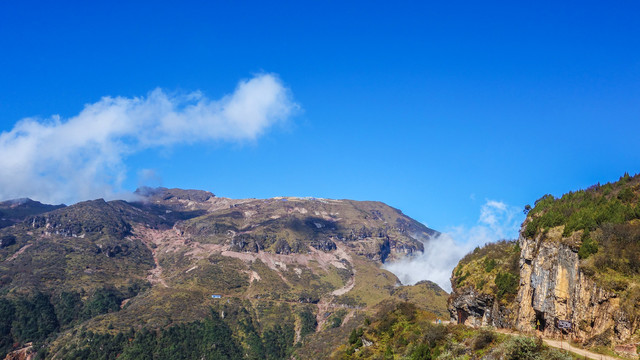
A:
[0, 188, 446, 359]
[448, 240, 520, 329]
[449, 174, 640, 354]
[515, 228, 633, 342]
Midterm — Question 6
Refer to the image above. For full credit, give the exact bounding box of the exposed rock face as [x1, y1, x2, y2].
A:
[0, 198, 65, 229]
[515, 232, 635, 343]
[3, 344, 34, 360]
[27, 199, 133, 238]
[448, 287, 514, 329]
[135, 187, 214, 202]
[177, 197, 433, 260]
[449, 228, 637, 345]
[448, 287, 493, 327]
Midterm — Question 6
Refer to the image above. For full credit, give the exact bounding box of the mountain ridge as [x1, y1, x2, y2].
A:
[0, 187, 447, 359]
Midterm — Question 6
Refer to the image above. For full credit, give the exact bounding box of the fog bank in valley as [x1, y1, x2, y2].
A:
[384, 200, 523, 292]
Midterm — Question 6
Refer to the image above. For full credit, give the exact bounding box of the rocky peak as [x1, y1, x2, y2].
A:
[135, 187, 215, 202]
[0, 198, 65, 229]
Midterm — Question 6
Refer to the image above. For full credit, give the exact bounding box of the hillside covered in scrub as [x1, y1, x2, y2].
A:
[0, 187, 447, 359]
[448, 240, 521, 328]
[331, 301, 576, 360]
[449, 173, 640, 357]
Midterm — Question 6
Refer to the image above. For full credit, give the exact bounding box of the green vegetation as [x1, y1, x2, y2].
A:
[452, 240, 521, 301]
[495, 272, 519, 299]
[50, 304, 302, 360]
[0, 286, 146, 357]
[0, 293, 58, 356]
[0, 191, 449, 359]
[327, 309, 348, 329]
[57, 311, 244, 360]
[298, 307, 317, 339]
[484, 258, 497, 272]
[522, 174, 640, 298]
[524, 173, 640, 239]
[389, 280, 449, 318]
[577, 229, 598, 259]
[332, 302, 575, 360]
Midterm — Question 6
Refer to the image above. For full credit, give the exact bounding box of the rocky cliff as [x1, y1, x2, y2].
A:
[448, 240, 519, 329]
[449, 173, 640, 351]
[514, 227, 636, 344]
[450, 225, 639, 346]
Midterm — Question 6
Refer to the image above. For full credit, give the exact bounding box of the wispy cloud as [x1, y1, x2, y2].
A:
[384, 200, 523, 292]
[0, 74, 297, 204]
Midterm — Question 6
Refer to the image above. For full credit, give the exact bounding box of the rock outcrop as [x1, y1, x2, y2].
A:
[448, 240, 520, 329]
[449, 227, 638, 345]
[448, 286, 515, 328]
[3, 344, 34, 360]
[514, 230, 635, 343]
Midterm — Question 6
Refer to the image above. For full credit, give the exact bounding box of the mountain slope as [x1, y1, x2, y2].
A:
[0, 188, 447, 359]
[0, 198, 65, 229]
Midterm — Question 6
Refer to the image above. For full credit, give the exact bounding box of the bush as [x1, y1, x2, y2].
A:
[495, 272, 519, 299]
[82, 288, 122, 319]
[504, 336, 543, 360]
[541, 349, 573, 360]
[524, 174, 640, 239]
[471, 330, 495, 350]
[298, 308, 317, 338]
[484, 258, 497, 273]
[578, 230, 598, 260]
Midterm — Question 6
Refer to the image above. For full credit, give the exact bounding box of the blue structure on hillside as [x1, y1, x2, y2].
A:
[211, 294, 221, 299]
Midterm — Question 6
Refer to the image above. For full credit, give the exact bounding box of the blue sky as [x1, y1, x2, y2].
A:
[1, 0, 639, 241]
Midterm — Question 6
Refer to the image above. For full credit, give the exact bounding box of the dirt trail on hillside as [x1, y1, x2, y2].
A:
[6, 244, 32, 261]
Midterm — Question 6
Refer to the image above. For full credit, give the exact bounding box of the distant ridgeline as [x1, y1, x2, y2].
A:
[449, 173, 640, 356]
[0, 187, 448, 359]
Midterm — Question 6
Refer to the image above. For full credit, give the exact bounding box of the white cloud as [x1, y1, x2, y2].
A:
[0, 74, 297, 204]
[384, 200, 523, 292]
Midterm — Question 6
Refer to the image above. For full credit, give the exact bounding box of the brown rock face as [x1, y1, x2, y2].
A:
[448, 287, 515, 329]
[449, 227, 637, 346]
[3, 345, 34, 360]
[515, 232, 634, 343]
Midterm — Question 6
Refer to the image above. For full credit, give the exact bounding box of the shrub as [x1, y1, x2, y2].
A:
[484, 258, 497, 273]
[471, 330, 495, 350]
[578, 230, 598, 260]
[504, 336, 543, 360]
[495, 272, 518, 299]
[524, 174, 640, 238]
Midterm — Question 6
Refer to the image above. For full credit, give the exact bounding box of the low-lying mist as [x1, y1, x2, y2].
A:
[384, 200, 523, 292]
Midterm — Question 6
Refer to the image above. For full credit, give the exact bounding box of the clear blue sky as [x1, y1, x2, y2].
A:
[1, 0, 639, 236]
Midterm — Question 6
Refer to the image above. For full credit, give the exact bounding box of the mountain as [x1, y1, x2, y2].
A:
[449, 173, 640, 357]
[0, 198, 65, 230]
[0, 188, 447, 359]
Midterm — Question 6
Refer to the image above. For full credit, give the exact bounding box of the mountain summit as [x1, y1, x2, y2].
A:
[0, 188, 446, 359]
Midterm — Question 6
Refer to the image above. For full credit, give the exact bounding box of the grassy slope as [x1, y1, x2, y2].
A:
[328, 302, 579, 360]
[0, 193, 450, 359]
[450, 240, 521, 302]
